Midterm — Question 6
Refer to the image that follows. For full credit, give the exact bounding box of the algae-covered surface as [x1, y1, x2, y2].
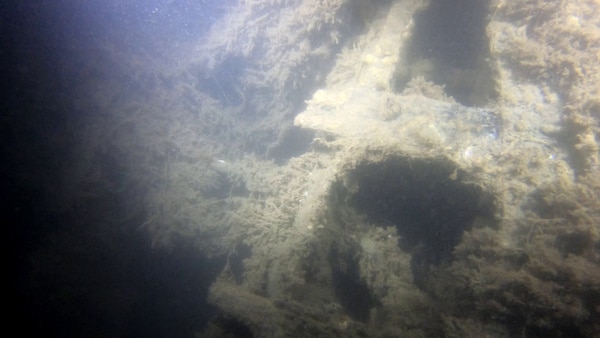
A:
[7, 0, 600, 336]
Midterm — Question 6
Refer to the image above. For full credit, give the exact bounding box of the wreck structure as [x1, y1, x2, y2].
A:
[63, 0, 600, 336]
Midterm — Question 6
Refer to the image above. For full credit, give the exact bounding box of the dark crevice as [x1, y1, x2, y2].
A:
[267, 126, 316, 164]
[394, 0, 497, 106]
[229, 242, 253, 285]
[329, 244, 378, 322]
[346, 156, 497, 287]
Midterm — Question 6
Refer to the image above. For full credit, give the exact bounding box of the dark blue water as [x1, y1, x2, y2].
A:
[2, 1, 231, 337]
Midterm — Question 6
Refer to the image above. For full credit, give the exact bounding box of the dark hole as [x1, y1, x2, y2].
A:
[394, 0, 497, 106]
[347, 156, 496, 284]
[329, 244, 377, 322]
[555, 230, 592, 257]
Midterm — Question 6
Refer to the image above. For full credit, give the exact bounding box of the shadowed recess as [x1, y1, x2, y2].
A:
[394, 0, 497, 106]
[347, 156, 497, 284]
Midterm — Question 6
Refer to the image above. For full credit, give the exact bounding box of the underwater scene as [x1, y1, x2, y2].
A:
[3, 0, 600, 337]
